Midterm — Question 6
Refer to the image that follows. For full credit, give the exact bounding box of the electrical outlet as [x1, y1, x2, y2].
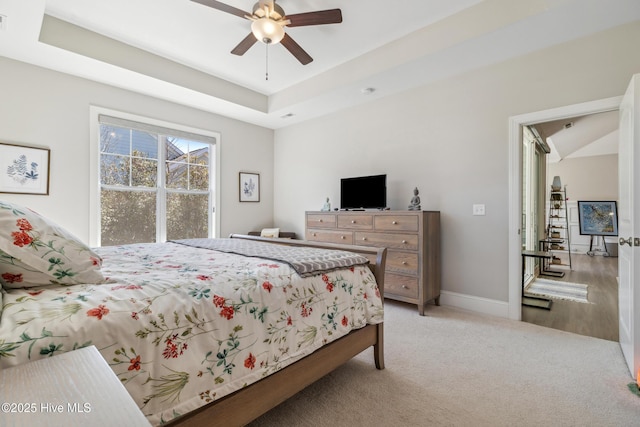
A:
[473, 204, 486, 216]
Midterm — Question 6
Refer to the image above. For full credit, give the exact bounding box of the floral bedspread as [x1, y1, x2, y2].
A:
[0, 241, 383, 426]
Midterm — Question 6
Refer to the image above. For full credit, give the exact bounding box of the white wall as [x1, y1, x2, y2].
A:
[548, 154, 619, 255]
[274, 21, 640, 306]
[0, 56, 274, 243]
[548, 154, 618, 201]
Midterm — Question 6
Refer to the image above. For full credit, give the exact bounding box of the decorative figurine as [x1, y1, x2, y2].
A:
[408, 187, 421, 211]
[321, 197, 331, 211]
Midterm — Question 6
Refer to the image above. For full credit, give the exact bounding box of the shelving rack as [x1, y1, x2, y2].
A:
[541, 186, 572, 275]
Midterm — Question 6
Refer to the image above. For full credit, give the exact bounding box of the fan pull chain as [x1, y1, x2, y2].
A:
[265, 44, 269, 81]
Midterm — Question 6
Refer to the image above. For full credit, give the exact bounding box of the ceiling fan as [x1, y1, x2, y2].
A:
[191, 0, 342, 65]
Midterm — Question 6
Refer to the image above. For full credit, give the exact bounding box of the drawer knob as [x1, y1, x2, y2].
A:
[402, 285, 409, 289]
[392, 221, 398, 225]
[318, 219, 323, 222]
[362, 237, 367, 241]
[312, 233, 316, 236]
[351, 220, 356, 224]
[341, 235, 345, 239]
[402, 261, 408, 265]
[402, 240, 407, 244]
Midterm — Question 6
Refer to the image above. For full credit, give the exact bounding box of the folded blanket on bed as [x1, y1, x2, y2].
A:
[173, 238, 369, 277]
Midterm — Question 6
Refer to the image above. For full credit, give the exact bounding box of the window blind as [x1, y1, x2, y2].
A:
[98, 114, 217, 145]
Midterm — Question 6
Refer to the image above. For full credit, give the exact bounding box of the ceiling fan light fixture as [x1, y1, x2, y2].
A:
[251, 18, 284, 44]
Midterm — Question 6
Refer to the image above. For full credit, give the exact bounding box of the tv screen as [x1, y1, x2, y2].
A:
[340, 174, 386, 209]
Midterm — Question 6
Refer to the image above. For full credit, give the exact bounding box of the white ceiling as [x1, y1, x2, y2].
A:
[534, 111, 620, 163]
[0, 0, 639, 129]
[43, 0, 483, 95]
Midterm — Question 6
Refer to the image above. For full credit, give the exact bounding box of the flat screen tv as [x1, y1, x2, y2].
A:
[340, 174, 386, 210]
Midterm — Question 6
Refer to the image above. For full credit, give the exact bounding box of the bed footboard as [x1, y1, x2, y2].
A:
[228, 234, 387, 293]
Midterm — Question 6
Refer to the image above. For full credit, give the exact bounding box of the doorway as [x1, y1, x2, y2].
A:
[520, 111, 620, 341]
[508, 97, 623, 330]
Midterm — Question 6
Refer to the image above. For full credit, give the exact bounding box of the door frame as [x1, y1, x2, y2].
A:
[507, 96, 623, 320]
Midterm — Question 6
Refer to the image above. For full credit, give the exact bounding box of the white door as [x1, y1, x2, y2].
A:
[618, 74, 640, 379]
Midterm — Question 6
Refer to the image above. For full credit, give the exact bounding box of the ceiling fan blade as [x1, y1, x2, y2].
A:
[286, 9, 342, 27]
[280, 33, 313, 65]
[231, 33, 258, 56]
[190, 0, 250, 19]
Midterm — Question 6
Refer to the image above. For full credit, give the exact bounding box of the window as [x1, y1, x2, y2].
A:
[94, 112, 218, 246]
[521, 125, 548, 285]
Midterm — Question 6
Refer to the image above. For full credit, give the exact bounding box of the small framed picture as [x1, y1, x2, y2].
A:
[0, 142, 50, 195]
[239, 172, 260, 202]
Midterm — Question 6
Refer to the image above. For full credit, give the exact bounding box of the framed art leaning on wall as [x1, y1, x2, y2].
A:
[239, 172, 260, 202]
[577, 200, 618, 236]
[0, 142, 50, 195]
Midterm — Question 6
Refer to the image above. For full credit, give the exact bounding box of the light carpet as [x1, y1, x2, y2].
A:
[525, 278, 589, 303]
[249, 302, 637, 427]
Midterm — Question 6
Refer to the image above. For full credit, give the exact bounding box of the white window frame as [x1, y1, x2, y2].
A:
[89, 106, 221, 247]
[522, 126, 547, 286]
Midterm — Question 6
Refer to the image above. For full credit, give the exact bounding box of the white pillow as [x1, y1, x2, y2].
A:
[0, 200, 104, 288]
[260, 228, 280, 238]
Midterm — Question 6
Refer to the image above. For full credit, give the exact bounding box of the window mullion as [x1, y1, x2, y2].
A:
[129, 129, 134, 187]
[157, 134, 167, 242]
[208, 150, 214, 238]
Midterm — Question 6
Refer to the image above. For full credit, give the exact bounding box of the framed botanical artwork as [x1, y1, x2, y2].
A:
[0, 143, 50, 195]
[577, 201, 618, 236]
[239, 172, 260, 202]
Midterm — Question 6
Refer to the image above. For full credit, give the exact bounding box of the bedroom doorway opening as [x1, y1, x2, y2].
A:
[520, 110, 620, 341]
[508, 96, 622, 338]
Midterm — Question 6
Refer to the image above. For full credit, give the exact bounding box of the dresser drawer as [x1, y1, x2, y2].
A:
[337, 214, 373, 230]
[374, 215, 419, 231]
[306, 229, 353, 245]
[306, 214, 336, 229]
[384, 273, 418, 298]
[386, 250, 419, 275]
[355, 232, 419, 250]
[375, 215, 419, 232]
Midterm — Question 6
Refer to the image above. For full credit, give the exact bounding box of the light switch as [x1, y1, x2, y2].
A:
[473, 204, 486, 216]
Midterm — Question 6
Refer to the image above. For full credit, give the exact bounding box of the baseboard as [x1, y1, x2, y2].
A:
[439, 290, 510, 318]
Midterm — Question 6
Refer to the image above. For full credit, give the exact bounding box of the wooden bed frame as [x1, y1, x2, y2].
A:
[166, 234, 387, 426]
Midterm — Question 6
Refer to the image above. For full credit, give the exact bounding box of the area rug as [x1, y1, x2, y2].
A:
[525, 278, 589, 303]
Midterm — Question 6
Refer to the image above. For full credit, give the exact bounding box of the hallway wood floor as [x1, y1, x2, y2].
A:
[522, 253, 618, 341]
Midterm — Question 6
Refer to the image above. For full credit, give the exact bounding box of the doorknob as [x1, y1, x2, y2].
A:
[619, 237, 640, 246]
[620, 237, 633, 246]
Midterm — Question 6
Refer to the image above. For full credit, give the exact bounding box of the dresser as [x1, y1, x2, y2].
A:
[305, 210, 440, 315]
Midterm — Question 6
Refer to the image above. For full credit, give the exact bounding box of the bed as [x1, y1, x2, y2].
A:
[0, 200, 386, 426]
